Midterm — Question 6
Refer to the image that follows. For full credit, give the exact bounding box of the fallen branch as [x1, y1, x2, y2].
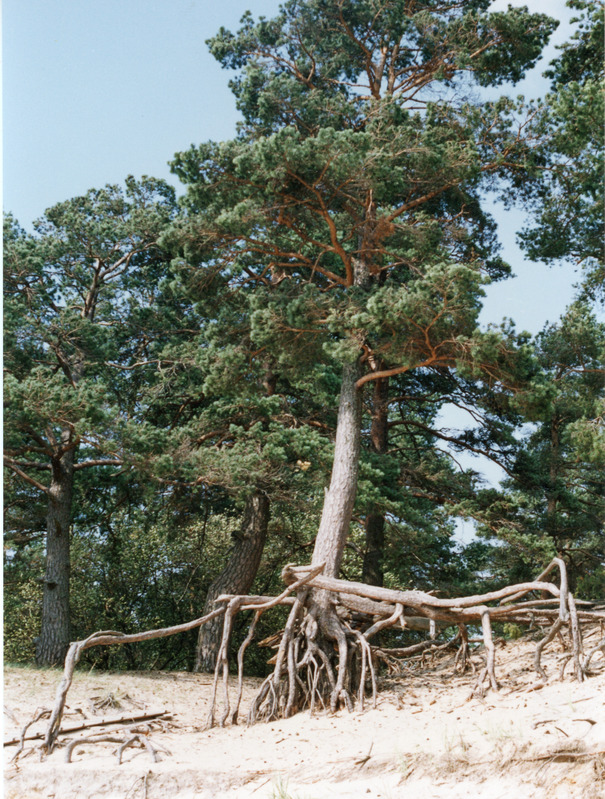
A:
[4, 710, 171, 747]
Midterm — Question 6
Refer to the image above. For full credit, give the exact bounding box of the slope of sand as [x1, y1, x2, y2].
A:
[4, 631, 604, 798]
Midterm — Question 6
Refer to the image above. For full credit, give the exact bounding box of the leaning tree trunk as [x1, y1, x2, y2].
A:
[362, 375, 389, 587]
[311, 248, 371, 579]
[213, 263, 373, 717]
[36, 441, 75, 666]
[311, 360, 364, 580]
[194, 491, 270, 672]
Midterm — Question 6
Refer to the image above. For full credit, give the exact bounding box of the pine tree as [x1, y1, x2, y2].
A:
[3, 177, 176, 665]
[516, 0, 604, 301]
[166, 0, 557, 708]
[476, 305, 605, 592]
[491, 0, 605, 591]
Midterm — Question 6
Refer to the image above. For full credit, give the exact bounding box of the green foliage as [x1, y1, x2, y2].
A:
[576, 563, 605, 602]
[168, 0, 553, 563]
[515, 1, 604, 301]
[66, 499, 322, 673]
[476, 304, 605, 587]
[545, 0, 604, 87]
[3, 177, 178, 664]
[5, 1, 599, 671]
[502, 623, 522, 640]
[3, 543, 45, 664]
[4, 176, 178, 483]
[70, 511, 221, 670]
[208, 0, 555, 134]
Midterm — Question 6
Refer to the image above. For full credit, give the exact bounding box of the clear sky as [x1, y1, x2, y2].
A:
[3, 0, 583, 339]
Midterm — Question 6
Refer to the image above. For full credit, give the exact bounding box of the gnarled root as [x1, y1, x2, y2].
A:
[42, 556, 604, 748]
[208, 558, 604, 725]
[245, 593, 360, 722]
[454, 624, 474, 675]
[64, 731, 171, 764]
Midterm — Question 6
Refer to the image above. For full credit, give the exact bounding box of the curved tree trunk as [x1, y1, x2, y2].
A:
[312, 254, 369, 596]
[362, 376, 389, 587]
[36, 440, 75, 666]
[194, 491, 270, 672]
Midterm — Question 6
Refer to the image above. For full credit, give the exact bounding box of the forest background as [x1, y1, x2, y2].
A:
[3, 0, 604, 673]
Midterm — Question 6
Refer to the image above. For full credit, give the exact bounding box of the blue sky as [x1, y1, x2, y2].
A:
[3, 0, 582, 339]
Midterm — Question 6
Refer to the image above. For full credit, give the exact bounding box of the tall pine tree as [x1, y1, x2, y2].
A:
[166, 0, 557, 706]
[4, 177, 176, 665]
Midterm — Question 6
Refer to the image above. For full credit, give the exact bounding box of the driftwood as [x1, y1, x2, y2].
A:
[41, 556, 605, 757]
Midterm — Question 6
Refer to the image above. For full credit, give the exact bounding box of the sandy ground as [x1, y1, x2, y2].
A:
[4, 630, 605, 799]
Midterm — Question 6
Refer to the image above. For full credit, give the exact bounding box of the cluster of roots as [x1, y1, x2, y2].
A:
[205, 558, 604, 728]
[42, 557, 604, 756]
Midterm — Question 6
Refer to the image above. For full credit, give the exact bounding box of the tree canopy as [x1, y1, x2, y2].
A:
[4, 0, 603, 685]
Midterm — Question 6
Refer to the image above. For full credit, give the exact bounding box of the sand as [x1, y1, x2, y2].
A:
[4, 631, 604, 798]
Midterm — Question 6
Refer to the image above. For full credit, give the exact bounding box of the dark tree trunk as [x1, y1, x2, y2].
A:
[194, 490, 270, 672]
[312, 360, 364, 579]
[36, 440, 75, 666]
[547, 415, 561, 539]
[363, 514, 386, 586]
[362, 376, 389, 587]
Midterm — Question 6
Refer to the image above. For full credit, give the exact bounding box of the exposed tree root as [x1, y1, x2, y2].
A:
[41, 556, 605, 758]
[42, 607, 227, 755]
[583, 635, 605, 672]
[454, 623, 473, 674]
[207, 557, 603, 727]
[64, 729, 170, 764]
[11, 708, 51, 764]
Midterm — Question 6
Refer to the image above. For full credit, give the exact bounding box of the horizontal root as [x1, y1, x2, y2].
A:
[41, 556, 601, 749]
[64, 731, 171, 764]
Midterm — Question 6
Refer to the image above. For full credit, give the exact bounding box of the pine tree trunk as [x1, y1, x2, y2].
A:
[194, 491, 270, 672]
[311, 252, 369, 581]
[363, 514, 386, 586]
[312, 360, 364, 579]
[547, 415, 561, 540]
[362, 376, 389, 586]
[36, 441, 75, 666]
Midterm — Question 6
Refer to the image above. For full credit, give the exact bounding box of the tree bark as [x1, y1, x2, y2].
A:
[312, 360, 364, 579]
[363, 514, 386, 587]
[547, 414, 561, 539]
[311, 253, 369, 582]
[35, 438, 75, 666]
[362, 376, 389, 587]
[194, 490, 270, 672]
